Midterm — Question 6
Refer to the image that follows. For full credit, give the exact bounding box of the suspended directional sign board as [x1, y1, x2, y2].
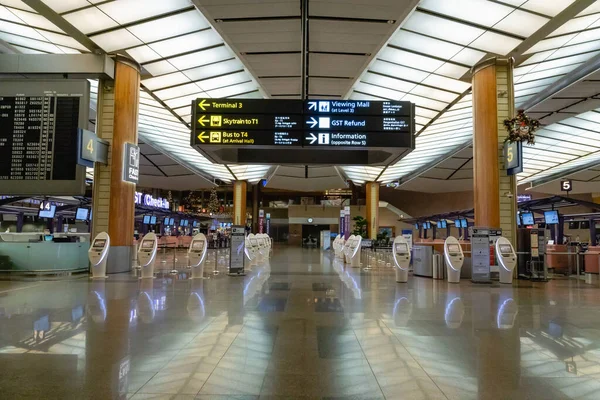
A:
[191, 98, 415, 166]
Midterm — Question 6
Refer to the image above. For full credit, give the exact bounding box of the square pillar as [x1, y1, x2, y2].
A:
[472, 58, 517, 245]
[366, 182, 379, 240]
[233, 181, 247, 226]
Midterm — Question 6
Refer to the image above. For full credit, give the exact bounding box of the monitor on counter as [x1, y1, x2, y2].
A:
[581, 221, 590, 229]
[150, 216, 157, 224]
[517, 214, 521, 226]
[521, 212, 534, 225]
[142, 215, 150, 224]
[169, 218, 175, 226]
[439, 220, 447, 229]
[181, 220, 188, 226]
[544, 210, 559, 225]
[38, 203, 56, 219]
[568, 221, 579, 229]
[414, 223, 419, 230]
[75, 208, 89, 221]
[460, 219, 468, 228]
[454, 220, 460, 228]
[192, 221, 198, 227]
[164, 217, 170, 225]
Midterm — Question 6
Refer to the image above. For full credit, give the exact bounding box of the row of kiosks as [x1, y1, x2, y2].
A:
[89, 231, 211, 280]
[245, 233, 272, 269]
[389, 235, 517, 285]
[333, 234, 362, 267]
[345, 235, 362, 267]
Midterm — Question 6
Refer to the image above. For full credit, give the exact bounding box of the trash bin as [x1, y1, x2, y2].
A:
[433, 254, 444, 280]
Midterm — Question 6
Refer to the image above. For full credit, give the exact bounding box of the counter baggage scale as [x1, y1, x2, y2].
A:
[188, 233, 208, 279]
[496, 237, 517, 284]
[138, 232, 158, 279]
[392, 236, 411, 283]
[346, 235, 362, 267]
[89, 232, 110, 279]
[444, 236, 464, 283]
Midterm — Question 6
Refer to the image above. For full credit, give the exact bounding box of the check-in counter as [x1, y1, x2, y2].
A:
[584, 246, 600, 274]
[545, 244, 571, 275]
[0, 233, 89, 273]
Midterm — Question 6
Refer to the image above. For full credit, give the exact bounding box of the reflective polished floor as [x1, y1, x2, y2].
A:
[2, 247, 600, 399]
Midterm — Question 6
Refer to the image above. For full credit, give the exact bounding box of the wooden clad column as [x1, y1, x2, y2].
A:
[366, 182, 379, 239]
[93, 56, 140, 273]
[233, 181, 247, 226]
[472, 57, 517, 243]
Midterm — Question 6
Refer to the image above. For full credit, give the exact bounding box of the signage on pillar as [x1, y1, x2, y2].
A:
[339, 210, 345, 238]
[122, 143, 140, 184]
[266, 213, 271, 235]
[229, 225, 245, 275]
[561, 180, 572, 192]
[344, 206, 351, 240]
[258, 209, 264, 234]
[504, 141, 523, 175]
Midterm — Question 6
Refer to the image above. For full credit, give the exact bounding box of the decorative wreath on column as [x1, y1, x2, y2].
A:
[503, 110, 540, 145]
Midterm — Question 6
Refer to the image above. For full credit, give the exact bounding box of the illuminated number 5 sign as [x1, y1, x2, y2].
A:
[504, 141, 522, 175]
[561, 180, 572, 192]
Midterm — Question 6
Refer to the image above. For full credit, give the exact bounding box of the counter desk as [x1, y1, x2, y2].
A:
[0, 233, 90, 273]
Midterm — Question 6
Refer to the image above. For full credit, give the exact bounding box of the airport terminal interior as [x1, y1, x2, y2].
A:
[4, 0, 600, 399]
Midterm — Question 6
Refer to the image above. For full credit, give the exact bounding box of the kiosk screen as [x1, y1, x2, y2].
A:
[142, 240, 154, 249]
[521, 212, 534, 225]
[395, 243, 408, 253]
[164, 217, 170, 225]
[93, 239, 106, 248]
[500, 244, 512, 255]
[448, 244, 461, 253]
[192, 240, 204, 250]
[250, 239, 258, 246]
[460, 219, 468, 228]
[142, 215, 150, 224]
[150, 216, 157, 224]
[39, 204, 56, 218]
[76, 208, 89, 220]
[544, 210, 559, 224]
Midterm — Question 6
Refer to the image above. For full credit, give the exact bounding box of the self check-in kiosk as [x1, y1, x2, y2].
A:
[496, 237, 517, 284]
[89, 232, 110, 279]
[347, 235, 362, 267]
[138, 232, 158, 279]
[188, 233, 208, 279]
[344, 235, 354, 264]
[244, 236, 257, 268]
[257, 234, 268, 261]
[392, 236, 411, 283]
[333, 235, 341, 258]
[337, 236, 345, 260]
[248, 233, 260, 265]
[444, 236, 464, 283]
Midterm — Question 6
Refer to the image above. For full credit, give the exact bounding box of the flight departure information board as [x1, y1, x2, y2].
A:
[190, 99, 414, 149]
[0, 80, 89, 195]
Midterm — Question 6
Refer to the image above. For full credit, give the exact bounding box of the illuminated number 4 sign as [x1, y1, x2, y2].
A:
[561, 180, 572, 192]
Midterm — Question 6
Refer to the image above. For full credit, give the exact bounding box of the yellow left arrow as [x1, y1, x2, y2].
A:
[197, 131, 209, 143]
[198, 99, 210, 111]
[197, 115, 208, 126]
